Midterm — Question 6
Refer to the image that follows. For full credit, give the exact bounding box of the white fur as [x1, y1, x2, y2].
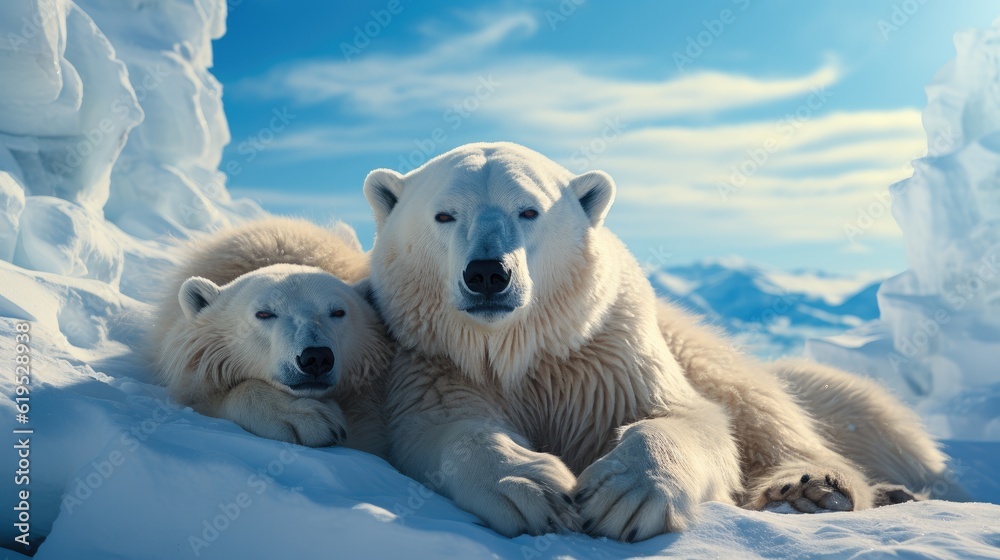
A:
[768, 358, 959, 501]
[365, 142, 952, 541]
[148, 218, 393, 455]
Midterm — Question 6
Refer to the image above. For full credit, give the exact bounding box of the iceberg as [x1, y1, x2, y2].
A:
[0, 0, 261, 292]
[808, 19, 1000, 441]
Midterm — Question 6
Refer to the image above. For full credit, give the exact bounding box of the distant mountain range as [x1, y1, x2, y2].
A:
[646, 258, 885, 358]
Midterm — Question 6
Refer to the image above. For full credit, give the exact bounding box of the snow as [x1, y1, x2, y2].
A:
[648, 259, 881, 359]
[0, 172, 26, 262]
[0, 1, 998, 558]
[808, 18, 1000, 443]
[766, 270, 886, 307]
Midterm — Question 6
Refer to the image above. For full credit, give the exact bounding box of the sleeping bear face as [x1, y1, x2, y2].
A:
[177, 264, 383, 396]
[363, 142, 618, 382]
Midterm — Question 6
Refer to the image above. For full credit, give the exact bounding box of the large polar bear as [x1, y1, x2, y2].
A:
[363, 142, 950, 541]
[149, 218, 393, 455]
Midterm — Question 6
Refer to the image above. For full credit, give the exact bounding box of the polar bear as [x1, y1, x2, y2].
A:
[149, 218, 393, 456]
[362, 142, 950, 541]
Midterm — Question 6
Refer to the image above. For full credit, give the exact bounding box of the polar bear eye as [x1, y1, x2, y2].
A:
[255, 311, 276, 320]
[330, 309, 346, 318]
[519, 209, 539, 220]
[434, 212, 455, 223]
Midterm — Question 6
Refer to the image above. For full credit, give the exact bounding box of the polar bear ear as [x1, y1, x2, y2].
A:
[363, 168, 406, 229]
[179, 277, 221, 320]
[569, 170, 617, 227]
[351, 278, 380, 309]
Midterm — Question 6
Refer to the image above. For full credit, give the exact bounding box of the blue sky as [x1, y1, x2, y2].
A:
[213, 0, 998, 275]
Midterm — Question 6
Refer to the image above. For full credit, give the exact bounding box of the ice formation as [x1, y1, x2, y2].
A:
[808, 19, 1000, 440]
[0, 0, 261, 299]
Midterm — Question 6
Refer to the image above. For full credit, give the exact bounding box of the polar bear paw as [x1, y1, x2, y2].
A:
[872, 483, 920, 507]
[448, 439, 579, 538]
[241, 396, 348, 448]
[758, 470, 863, 513]
[484, 472, 580, 537]
[573, 454, 696, 542]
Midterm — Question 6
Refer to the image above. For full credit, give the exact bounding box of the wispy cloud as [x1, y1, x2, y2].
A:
[240, 11, 842, 133]
[229, 187, 375, 225]
[240, 13, 537, 110]
[603, 109, 922, 244]
[238, 9, 924, 247]
[260, 125, 415, 159]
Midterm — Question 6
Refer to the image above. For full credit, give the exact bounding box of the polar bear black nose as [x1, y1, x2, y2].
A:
[296, 347, 335, 377]
[463, 260, 511, 295]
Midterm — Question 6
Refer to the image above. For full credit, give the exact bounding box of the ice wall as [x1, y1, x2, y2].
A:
[808, 19, 1000, 440]
[0, 0, 260, 294]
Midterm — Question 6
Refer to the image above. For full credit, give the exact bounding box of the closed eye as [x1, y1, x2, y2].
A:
[255, 311, 276, 320]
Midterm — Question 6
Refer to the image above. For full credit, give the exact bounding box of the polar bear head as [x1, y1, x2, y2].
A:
[364, 142, 618, 383]
[174, 264, 387, 398]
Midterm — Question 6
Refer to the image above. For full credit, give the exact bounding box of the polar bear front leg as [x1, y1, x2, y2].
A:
[206, 379, 349, 447]
[392, 418, 579, 537]
[574, 400, 741, 542]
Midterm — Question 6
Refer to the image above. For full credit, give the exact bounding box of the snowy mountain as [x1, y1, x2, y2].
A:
[0, 2, 998, 559]
[648, 258, 884, 359]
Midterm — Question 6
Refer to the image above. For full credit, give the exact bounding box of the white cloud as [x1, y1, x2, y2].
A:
[598, 110, 922, 244]
[262, 125, 415, 159]
[238, 10, 927, 247]
[240, 11, 843, 133]
[229, 188, 374, 222]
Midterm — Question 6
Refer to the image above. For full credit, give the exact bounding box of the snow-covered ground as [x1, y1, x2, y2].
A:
[0, 1, 998, 558]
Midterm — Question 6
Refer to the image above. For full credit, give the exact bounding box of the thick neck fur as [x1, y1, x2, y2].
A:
[511, 294, 692, 470]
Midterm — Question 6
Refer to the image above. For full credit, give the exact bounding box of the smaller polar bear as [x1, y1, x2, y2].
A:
[149, 218, 393, 455]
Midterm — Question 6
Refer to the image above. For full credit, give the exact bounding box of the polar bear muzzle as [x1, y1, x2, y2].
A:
[296, 346, 335, 376]
[460, 258, 518, 318]
[462, 260, 511, 296]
